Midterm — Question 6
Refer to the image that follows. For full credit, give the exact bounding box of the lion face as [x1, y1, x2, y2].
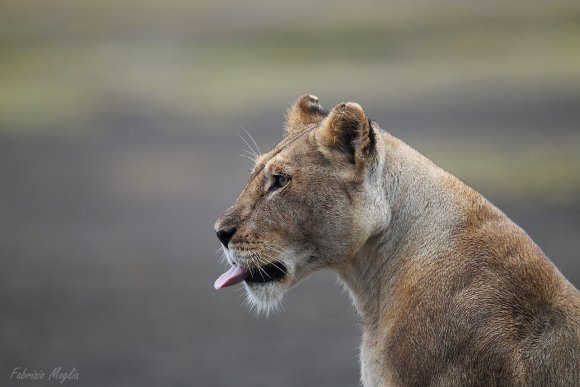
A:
[214, 95, 382, 313]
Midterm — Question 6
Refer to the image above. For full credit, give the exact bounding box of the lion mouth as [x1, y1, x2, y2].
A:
[245, 261, 286, 284]
[214, 261, 286, 289]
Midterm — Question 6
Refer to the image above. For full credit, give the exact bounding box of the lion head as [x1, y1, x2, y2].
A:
[214, 94, 390, 313]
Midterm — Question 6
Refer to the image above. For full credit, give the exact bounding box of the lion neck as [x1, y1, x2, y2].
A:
[336, 131, 467, 332]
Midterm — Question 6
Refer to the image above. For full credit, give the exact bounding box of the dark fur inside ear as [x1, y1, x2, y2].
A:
[318, 102, 374, 164]
[368, 119, 376, 150]
[285, 94, 328, 136]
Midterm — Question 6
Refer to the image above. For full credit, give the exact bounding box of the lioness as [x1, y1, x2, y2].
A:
[214, 94, 580, 386]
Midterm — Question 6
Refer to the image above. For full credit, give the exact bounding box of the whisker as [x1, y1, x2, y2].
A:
[260, 252, 296, 280]
[238, 133, 258, 158]
[262, 242, 291, 253]
[216, 247, 230, 266]
[239, 154, 256, 163]
[241, 126, 261, 154]
[242, 149, 257, 159]
[252, 253, 269, 281]
[253, 253, 267, 281]
[258, 244, 296, 280]
[263, 244, 292, 257]
[245, 258, 255, 277]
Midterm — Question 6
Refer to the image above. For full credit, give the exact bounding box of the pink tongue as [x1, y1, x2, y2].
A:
[214, 264, 250, 290]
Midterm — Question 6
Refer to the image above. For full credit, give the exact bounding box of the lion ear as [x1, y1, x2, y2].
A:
[284, 94, 328, 136]
[317, 102, 375, 164]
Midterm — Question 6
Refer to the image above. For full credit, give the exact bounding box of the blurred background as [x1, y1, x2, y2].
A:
[1, 0, 579, 386]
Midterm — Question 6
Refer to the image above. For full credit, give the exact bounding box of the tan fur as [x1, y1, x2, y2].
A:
[285, 94, 327, 135]
[215, 95, 580, 386]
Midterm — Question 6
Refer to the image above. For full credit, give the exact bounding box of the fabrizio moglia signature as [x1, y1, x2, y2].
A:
[9, 366, 79, 384]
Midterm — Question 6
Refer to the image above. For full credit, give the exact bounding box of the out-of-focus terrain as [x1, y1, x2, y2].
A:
[1, 1, 579, 385]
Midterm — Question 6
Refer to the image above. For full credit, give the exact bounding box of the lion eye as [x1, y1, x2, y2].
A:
[272, 174, 290, 190]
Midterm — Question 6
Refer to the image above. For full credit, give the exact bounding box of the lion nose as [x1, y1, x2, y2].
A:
[216, 226, 236, 248]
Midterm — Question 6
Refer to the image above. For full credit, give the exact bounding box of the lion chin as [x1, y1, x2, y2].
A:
[243, 281, 286, 316]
